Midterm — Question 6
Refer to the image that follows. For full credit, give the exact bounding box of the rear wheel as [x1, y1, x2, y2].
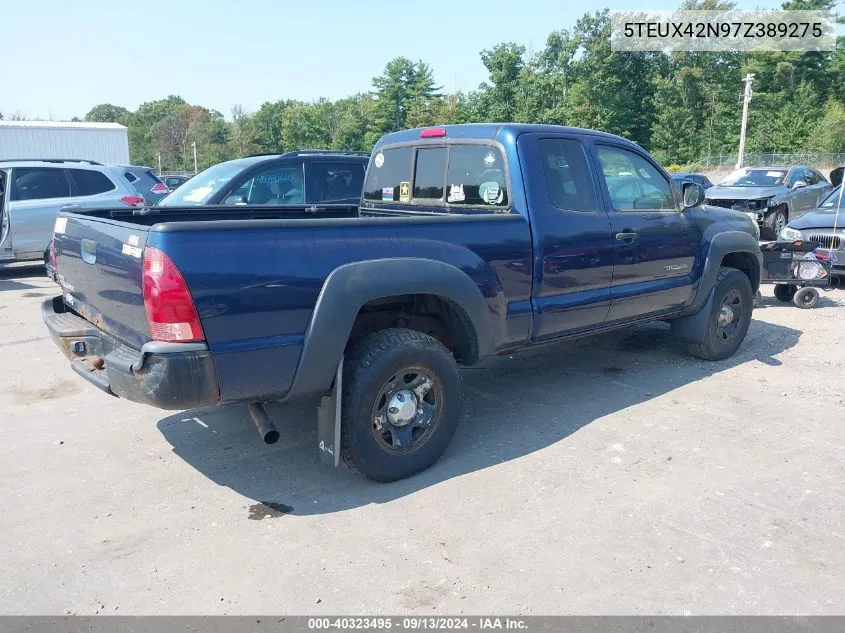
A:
[685, 267, 753, 361]
[340, 328, 462, 482]
[773, 283, 797, 302]
[793, 286, 819, 309]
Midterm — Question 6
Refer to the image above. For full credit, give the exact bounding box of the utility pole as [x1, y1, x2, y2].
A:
[736, 73, 755, 170]
[157, 152, 162, 175]
[191, 141, 197, 174]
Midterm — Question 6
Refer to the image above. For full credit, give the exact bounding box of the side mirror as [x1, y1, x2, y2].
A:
[792, 180, 807, 190]
[682, 182, 705, 208]
[224, 195, 247, 206]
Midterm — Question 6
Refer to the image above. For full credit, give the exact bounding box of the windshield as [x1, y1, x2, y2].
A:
[818, 185, 845, 211]
[157, 161, 246, 206]
[719, 168, 787, 187]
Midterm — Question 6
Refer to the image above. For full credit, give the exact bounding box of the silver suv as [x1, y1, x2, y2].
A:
[0, 158, 144, 265]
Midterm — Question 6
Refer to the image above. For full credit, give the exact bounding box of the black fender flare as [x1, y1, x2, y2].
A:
[672, 230, 761, 342]
[284, 257, 495, 400]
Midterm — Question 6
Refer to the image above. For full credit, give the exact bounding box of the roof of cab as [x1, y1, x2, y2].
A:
[375, 123, 637, 147]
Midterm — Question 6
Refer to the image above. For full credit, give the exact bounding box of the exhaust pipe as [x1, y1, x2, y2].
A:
[248, 403, 280, 444]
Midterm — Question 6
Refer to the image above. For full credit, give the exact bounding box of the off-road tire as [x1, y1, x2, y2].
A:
[774, 283, 797, 302]
[340, 328, 462, 482]
[761, 207, 787, 241]
[793, 286, 819, 309]
[685, 267, 753, 361]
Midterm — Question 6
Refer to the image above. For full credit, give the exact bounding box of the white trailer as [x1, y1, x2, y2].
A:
[0, 120, 130, 164]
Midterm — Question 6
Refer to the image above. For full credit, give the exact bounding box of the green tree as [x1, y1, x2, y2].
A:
[229, 104, 258, 157]
[564, 10, 662, 145]
[477, 43, 525, 121]
[370, 57, 442, 136]
[251, 100, 287, 152]
[810, 98, 845, 152]
[650, 69, 706, 164]
[84, 104, 130, 123]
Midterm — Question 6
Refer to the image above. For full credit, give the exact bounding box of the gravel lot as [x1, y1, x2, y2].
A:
[1, 263, 844, 615]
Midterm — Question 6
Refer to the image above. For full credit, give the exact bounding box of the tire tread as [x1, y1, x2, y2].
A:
[684, 266, 753, 361]
[340, 328, 460, 481]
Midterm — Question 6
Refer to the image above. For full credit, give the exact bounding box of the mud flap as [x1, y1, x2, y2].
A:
[670, 287, 716, 343]
[316, 356, 342, 467]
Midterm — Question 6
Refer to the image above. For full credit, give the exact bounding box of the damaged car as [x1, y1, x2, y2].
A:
[778, 182, 845, 284]
[704, 165, 831, 240]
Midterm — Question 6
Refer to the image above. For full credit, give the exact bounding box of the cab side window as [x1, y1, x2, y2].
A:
[537, 138, 596, 212]
[595, 145, 675, 212]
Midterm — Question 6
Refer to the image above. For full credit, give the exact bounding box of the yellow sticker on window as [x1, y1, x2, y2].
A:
[399, 181, 411, 202]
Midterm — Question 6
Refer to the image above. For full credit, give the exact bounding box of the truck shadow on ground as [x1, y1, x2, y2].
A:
[0, 264, 45, 292]
[157, 318, 801, 517]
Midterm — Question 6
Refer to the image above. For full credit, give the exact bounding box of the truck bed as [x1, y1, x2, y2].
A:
[52, 204, 533, 403]
[67, 202, 361, 225]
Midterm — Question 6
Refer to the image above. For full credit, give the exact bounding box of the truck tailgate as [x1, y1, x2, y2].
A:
[53, 213, 152, 350]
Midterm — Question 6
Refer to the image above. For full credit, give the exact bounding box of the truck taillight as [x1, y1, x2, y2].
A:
[151, 182, 169, 194]
[49, 237, 57, 271]
[121, 195, 146, 207]
[142, 246, 204, 343]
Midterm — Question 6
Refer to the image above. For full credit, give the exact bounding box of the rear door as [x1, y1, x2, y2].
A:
[589, 141, 700, 323]
[8, 166, 72, 258]
[517, 133, 614, 339]
[786, 168, 814, 213]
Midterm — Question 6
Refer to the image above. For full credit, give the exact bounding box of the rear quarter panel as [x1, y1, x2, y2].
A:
[148, 215, 533, 402]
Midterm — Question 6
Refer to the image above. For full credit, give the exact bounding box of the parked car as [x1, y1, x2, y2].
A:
[671, 172, 714, 190]
[156, 150, 369, 208]
[704, 165, 831, 240]
[116, 164, 170, 203]
[159, 174, 192, 192]
[0, 158, 145, 265]
[778, 182, 845, 282]
[42, 123, 761, 483]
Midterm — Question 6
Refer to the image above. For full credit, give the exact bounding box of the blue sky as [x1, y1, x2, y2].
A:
[3, 0, 791, 120]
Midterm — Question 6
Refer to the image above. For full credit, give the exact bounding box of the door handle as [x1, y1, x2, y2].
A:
[615, 231, 638, 241]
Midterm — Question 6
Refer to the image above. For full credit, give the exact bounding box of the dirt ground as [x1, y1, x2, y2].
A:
[1, 263, 844, 615]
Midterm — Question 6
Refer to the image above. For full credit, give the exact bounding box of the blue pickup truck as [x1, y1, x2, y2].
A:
[43, 123, 762, 482]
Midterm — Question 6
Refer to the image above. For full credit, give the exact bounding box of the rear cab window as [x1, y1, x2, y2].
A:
[363, 143, 510, 213]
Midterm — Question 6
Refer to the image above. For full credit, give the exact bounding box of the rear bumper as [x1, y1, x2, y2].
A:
[42, 296, 219, 410]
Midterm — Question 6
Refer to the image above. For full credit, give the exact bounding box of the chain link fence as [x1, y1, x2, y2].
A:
[157, 169, 196, 177]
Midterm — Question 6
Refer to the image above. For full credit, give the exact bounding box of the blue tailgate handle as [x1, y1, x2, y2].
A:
[80, 238, 97, 264]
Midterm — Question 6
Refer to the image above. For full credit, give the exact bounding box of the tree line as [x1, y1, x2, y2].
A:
[72, 0, 844, 173]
